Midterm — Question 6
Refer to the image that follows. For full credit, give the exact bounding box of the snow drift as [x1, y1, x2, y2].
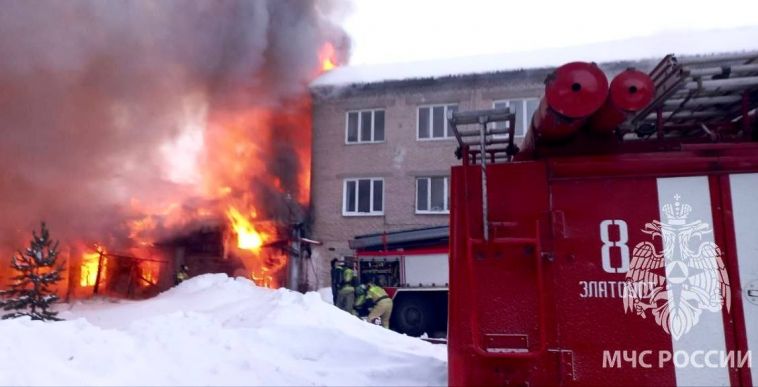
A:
[0, 274, 447, 386]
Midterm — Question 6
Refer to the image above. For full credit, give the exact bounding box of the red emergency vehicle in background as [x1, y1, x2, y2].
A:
[350, 226, 449, 338]
[447, 53, 758, 385]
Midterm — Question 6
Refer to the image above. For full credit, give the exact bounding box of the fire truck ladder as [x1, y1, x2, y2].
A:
[449, 109, 549, 358]
[448, 108, 518, 242]
[627, 52, 758, 141]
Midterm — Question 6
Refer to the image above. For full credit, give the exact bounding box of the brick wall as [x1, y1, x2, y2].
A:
[308, 71, 548, 288]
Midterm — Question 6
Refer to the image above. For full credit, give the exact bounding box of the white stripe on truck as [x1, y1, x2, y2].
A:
[729, 173, 758, 386]
[657, 176, 730, 386]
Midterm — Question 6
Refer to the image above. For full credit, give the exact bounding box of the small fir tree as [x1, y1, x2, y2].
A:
[0, 222, 64, 320]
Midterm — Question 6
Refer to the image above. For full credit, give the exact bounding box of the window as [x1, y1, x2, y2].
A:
[416, 176, 449, 213]
[417, 104, 458, 139]
[346, 109, 385, 144]
[492, 98, 539, 137]
[343, 178, 384, 215]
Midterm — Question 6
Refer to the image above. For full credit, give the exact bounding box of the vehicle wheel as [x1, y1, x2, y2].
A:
[392, 295, 432, 337]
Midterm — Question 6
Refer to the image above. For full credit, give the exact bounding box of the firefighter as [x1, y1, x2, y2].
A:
[329, 258, 342, 304]
[353, 283, 370, 318]
[365, 277, 393, 329]
[175, 264, 189, 285]
[335, 259, 357, 314]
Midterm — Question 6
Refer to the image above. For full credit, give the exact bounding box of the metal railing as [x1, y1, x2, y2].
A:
[628, 52, 758, 140]
[448, 108, 517, 241]
[448, 108, 519, 165]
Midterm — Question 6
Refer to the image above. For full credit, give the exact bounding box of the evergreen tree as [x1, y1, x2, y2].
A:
[0, 222, 64, 321]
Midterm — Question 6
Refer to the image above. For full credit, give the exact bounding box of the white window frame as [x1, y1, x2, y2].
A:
[342, 178, 384, 216]
[492, 98, 539, 138]
[415, 176, 449, 214]
[416, 104, 457, 141]
[345, 109, 385, 144]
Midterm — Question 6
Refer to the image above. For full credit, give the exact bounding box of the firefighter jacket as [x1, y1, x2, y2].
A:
[354, 284, 367, 308]
[330, 266, 343, 290]
[341, 268, 355, 290]
[175, 271, 189, 284]
[366, 284, 389, 303]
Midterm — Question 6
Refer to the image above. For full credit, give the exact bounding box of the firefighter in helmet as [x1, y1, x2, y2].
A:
[335, 258, 357, 314]
[175, 264, 189, 285]
[353, 282, 370, 318]
[365, 276, 393, 329]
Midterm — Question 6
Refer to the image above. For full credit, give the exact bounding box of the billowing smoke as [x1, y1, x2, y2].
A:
[0, 1, 349, 265]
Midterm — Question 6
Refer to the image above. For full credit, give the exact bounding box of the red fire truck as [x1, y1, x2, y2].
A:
[447, 53, 758, 385]
[350, 226, 449, 338]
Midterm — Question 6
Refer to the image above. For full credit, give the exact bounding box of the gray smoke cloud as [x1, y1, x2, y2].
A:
[0, 0, 350, 262]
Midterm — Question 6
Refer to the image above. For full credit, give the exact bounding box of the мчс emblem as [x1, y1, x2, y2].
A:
[623, 194, 730, 340]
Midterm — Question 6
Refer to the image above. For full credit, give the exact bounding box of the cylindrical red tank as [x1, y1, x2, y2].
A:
[531, 62, 608, 141]
[587, 68, 654, 134]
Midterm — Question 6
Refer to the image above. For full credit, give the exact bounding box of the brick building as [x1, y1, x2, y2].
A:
[309, 50, 662, 287]
[306, 28, 758, 288]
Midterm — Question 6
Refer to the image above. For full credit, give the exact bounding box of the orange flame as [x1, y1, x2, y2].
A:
[226, 206, 265, 252]
[225, 205, 288, 288]
[139, 261, 160, 287]
[80, 245, 106, 287]
[56, 54, 314, 297]
[319, 42, 337, 72]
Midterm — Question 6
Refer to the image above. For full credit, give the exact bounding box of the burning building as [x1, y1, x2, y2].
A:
[0, 0, 349, 298]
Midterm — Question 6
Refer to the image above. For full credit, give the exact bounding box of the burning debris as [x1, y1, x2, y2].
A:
[0, 0, 349, 298]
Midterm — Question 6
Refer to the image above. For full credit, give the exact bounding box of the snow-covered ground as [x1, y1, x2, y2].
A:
[0, 274, 447, 386]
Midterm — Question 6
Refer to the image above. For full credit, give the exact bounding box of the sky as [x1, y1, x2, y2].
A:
[342, 0, 758, 65]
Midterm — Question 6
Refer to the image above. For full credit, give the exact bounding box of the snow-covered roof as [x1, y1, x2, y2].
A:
[312, 26, 758, 88]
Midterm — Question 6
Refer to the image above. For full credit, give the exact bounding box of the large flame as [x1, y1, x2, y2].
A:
[226, 206, 265, 252]
[80, 246, 107, 287]
[225, 205, 288, 288]
[65, 103, 313, 294]
[4, 41, 332, 297]
[139, 261, 161, 287]
[0, 1, 350, 300]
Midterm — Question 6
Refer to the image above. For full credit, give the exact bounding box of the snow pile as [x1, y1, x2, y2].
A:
[312, 25, 758, 87]
[318, 287, 334, 305]
[0, 274, 446, 386]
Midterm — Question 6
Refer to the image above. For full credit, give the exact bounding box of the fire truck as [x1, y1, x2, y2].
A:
[447, 53, 758, 385]
[350, 226, 449, 338]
